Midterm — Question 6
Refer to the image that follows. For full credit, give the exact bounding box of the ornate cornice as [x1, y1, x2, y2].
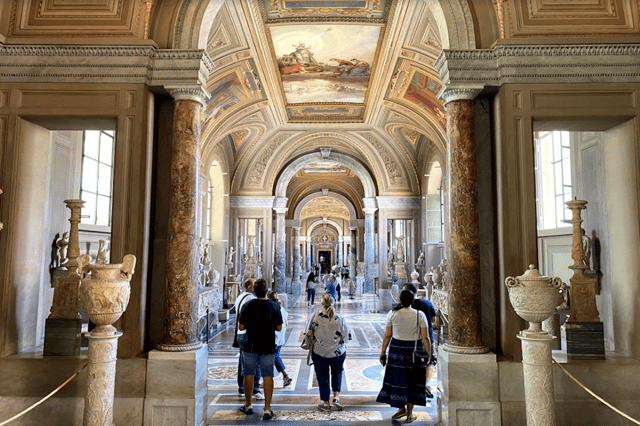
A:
[436, 44, 640, 89]
[0, 45, 210, 88]
[229, 196, 275, 209]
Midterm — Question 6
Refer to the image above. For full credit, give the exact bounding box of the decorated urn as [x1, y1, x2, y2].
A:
[505, 265, 565, 335]
[78, 254, 136, 330]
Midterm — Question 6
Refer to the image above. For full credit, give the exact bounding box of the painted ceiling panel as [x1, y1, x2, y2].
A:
[262, 0, 388, 20]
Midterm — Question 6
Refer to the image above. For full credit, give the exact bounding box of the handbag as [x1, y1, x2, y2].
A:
[412, 311, 430, 367]
[301, 312, 316, 365]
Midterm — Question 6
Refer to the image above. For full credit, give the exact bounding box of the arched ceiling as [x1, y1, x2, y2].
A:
[181, 0, 490, 221]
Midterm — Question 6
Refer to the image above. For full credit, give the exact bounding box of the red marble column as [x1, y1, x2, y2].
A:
[158, 89, 205, 351]
[442, 90, 488, 354]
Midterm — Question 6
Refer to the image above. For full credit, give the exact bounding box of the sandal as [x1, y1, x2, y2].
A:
[391, 407, 407, 420]
[237, 404, 253, 415]
[406, 414, 417, 423]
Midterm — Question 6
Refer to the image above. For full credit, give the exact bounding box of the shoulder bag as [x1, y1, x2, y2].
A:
[412, 311, 431, 367]
[232, 294, 251, 348]
[301, 312, 317, 365]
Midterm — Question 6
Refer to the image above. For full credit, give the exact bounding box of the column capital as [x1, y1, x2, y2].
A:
[166, 86, 209, 104]
[348, 226, 358, 231]
[362, 208, 377, 215]
[438, 86, 483, 104]
[274, 207, 288, 215]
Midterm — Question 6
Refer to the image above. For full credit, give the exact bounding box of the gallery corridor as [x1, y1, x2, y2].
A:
[206, 295, 439, 425]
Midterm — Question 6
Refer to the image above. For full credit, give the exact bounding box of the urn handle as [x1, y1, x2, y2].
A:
[77, 254, 92, 278]
[121, 254, 137, 281]
[505, 276, 519, 288]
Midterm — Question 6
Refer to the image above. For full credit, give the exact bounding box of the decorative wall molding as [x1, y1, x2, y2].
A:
[229, 196, 275, 209]
[0, 45, 211, 88]
[376, 196, 421, 210]
[436, 44, 640, 88]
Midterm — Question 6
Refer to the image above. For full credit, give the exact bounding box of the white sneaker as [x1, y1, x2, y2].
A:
[253, 391, 265, 400]
[333, 398, 344, 410]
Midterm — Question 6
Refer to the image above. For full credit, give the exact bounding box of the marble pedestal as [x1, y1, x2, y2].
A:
[564, 321, 605, 360]
[362, 294, 378, 313]
[144, 345, 208, 426]
[277, 293, 288, 310]
[378, 288, 394, 312]
[438, 348, 501, 426]
[43, 318, 82, 356]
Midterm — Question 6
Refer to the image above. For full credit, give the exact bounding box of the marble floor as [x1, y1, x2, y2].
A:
[206, 295, 439, 425]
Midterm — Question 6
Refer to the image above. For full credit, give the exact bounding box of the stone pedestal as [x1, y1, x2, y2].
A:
[518, 333, 556, 426]
[226, 281, 240, 306]
[438, 349, 501, 426]
[243, 260, 257, 279]
[378, 287, 394, 312]
[43, 318, 82, 356]
[564, 321, 605, 360]
[144, 345, 208, 426]
[362, 293, 378, 313]
[84, 329, 122, 426]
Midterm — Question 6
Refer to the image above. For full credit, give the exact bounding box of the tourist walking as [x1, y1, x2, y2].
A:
[403, 283, 437, 398]
[324, 274, 337, 300]
[377, 289, 431, 422]
[237, 279, 283, 420]
[306, 271, 316, 306]
[234, 279, 263, 400]
[306, 294, 351, 411]
[267, 291, 292, 387]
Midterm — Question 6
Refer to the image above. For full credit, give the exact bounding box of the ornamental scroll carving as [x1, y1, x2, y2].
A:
[247, 133, 289, 186]
[360, 133, 405, 186]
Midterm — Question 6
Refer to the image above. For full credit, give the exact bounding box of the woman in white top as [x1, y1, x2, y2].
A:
[376, 289, 431, 423]
[306, 293, 351, 412]
[267, 291, 292, 387]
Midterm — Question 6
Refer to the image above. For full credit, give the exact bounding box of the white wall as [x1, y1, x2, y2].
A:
[603, 119, 640, 358]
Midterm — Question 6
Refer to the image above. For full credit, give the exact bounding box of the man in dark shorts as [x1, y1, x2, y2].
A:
[238, 278, 283, 420]
[403, 283, 437, 398]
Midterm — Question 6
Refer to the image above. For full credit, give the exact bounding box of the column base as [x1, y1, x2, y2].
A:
[43, 318, 82, 356]
[377, 288, 394, 312]
[564, 321, 605, 360]
[291, 280, 302, 296]
[438, 348, 501, 426]
[362, 293, 378, 313]
[144, 345, 208, 426]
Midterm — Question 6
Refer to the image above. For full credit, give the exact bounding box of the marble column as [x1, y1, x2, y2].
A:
[158, 88, 205, 352]
[349, 227, 357, 282]
[274, 207, 287, 293]
[292, 227, 301, 289]
[363, 208, 376, 294]
[338, 238, 343, 266]
[442, 89, 488, 354]
[306, 240, 311, 271]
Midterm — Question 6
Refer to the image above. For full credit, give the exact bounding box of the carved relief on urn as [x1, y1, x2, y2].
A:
[78, 254, 137, 328]
[505, 265, 565, 336]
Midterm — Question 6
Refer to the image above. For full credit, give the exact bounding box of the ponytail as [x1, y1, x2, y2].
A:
[321, 293, 335, 321]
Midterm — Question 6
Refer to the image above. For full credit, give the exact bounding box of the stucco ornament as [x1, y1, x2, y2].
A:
[505, 264, 565, 336]
[78, 254, 137, 329]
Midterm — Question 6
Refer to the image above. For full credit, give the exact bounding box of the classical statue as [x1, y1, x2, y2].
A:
[56, 232, 70, 265]
[416, 250, 425, 265]
[582, 228, 592, 269]
[202, 242, 211, 266]
[95, 240, 110, 264]
[227, 246, 235, 264]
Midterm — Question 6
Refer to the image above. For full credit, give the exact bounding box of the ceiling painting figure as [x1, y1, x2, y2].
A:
[270, 24, 381, 103]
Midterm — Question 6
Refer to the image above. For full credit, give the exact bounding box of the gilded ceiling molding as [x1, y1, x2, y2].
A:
[173, 0, 212, 49]
[269, 132, 382, 189]
[293, 192, 358, 222]
[381, 102, 446, 153]
[274, 152, 377, 199]
[436, 44, 640, 88]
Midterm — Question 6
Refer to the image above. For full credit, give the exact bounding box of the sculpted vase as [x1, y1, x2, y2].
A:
[78, 254, 136, 331]
[505, 264, 565, 335]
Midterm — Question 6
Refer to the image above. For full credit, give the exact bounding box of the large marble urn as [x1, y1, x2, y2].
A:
[505, 265, 565, 336]
[78, 254, 136, 329]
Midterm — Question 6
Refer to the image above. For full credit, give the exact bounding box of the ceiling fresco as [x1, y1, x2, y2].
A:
[270, 24, 381, 105]
[300, 196, 350, 221]
[261, 0, 389, 20]
[403, 71, 446, 129]
[303, 162, 349, 174]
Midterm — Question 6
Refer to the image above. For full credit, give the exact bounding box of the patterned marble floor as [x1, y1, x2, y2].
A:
[206, 295, 439, 425]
